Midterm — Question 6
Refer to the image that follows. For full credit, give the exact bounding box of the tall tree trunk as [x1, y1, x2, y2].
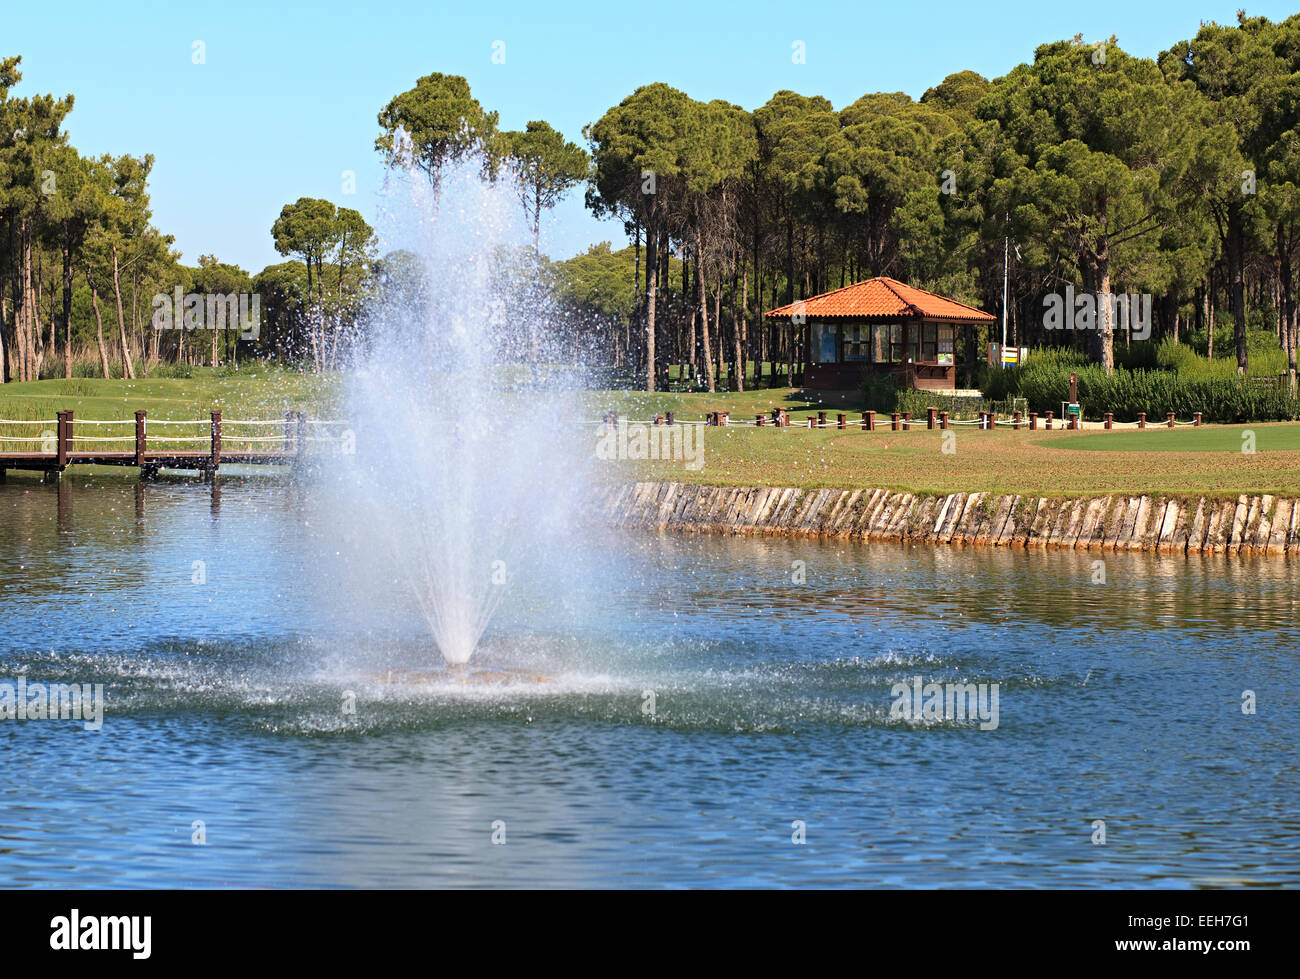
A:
[1207, 268, 1216, 360]
[1228, 202, 1248, 375]
[1091, 247, 1115, 374]
[111, 245, 136, 379]
[737, 261, 748, 394]
[62, 239, 74, 378]
[87, 270, 111, 379]
[644, 214, 657, 392]
[695, 222, 715, 394]
[16, 221, 34, 382]
[713, 278, 723, 390]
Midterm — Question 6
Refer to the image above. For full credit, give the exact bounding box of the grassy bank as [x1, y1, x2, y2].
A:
[0, 369, 340, 423]
[618, 423, 1300, 498]
[4, 375, 1299, 497]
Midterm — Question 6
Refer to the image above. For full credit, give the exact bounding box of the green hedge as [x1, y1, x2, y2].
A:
[997, 361, 1297, 423]
[909, 342, 1299, 422]
[863, 376, 994, 420]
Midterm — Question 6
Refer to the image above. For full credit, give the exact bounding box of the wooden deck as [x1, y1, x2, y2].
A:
[0, 409, 333, 482]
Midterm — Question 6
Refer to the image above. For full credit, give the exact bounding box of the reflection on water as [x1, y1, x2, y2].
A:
[1, 476, 1297, 887]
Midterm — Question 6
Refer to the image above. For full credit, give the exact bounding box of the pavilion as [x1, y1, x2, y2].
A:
[764, 277, 994, 391]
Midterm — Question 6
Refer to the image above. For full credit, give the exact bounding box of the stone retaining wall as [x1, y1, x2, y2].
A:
[602, 482, 1300, 556]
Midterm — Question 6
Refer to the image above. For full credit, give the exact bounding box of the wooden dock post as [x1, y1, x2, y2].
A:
[134, 410, 147, 467]
[295, 411, 307, 467]
[208, 409, 222, 481]
[57, 410, 70, 467]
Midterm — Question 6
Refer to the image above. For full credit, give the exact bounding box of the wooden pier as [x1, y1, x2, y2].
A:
[0, 410, 342, 482]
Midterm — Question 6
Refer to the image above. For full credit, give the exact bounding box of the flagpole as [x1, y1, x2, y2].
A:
[1002, 233, 1009, 356]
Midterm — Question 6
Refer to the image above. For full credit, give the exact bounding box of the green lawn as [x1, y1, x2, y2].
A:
[592, 386, 860, 423]
[1052, 426, 1300, 452]
[0, 370, 339, 423]
[617, 422, 1300, 498]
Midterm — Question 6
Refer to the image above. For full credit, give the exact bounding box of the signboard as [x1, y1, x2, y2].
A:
[989, 344, 1029, 367]
[937, 353, 954, 366]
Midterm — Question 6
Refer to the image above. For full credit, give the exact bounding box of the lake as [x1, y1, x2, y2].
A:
[1, 475, 1296, 887]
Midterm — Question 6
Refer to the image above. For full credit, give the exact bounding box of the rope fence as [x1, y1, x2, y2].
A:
[588, 407, 1210, 433]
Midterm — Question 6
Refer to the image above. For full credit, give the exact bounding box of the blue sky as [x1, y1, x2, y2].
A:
[6, 1, 1295, 272]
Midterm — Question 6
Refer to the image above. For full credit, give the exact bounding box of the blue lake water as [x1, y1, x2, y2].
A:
[1, 475, 1297, 887]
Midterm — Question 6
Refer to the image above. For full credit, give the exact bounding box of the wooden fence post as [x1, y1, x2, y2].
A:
[837, 413, 846, 430]
[1194, 412, 1202, 427]
[939, 411, 948, 429]
[1166, 412, 1175, 428]
[1104, 412, 1113, 430]
[926, 407, 937, 429]
[863, 410, 875, 431]
[1137, 412, 1146, 429]
[209, 409, 222, 477]
[1013, 410, 1022, 430]
[1028, 412, 1038, 430]
[56, 410, 70, 467]
[135, 410, 146, 466]
[296, 411, 307, 464]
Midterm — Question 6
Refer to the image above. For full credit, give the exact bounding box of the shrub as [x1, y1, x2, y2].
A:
[982, 343, 1299, 422]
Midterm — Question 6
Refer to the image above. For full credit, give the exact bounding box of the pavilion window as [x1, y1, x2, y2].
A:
[890, 323, 904, 363]
[811, 322, 837, 363]
[871, 324, 889, 363]
[937, 324, 956, 365]
[844, 323, 870, 362]
[922, 323, 939, 362]
[893, 323, 919, 362]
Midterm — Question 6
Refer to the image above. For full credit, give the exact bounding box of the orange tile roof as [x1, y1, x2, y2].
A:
[764, 276, 994, 323]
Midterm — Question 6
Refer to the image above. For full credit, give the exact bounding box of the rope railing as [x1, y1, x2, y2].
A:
[590, 409, 1210, 432]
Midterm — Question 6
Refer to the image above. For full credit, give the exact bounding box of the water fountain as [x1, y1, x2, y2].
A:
[328, 146, 592, 676]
